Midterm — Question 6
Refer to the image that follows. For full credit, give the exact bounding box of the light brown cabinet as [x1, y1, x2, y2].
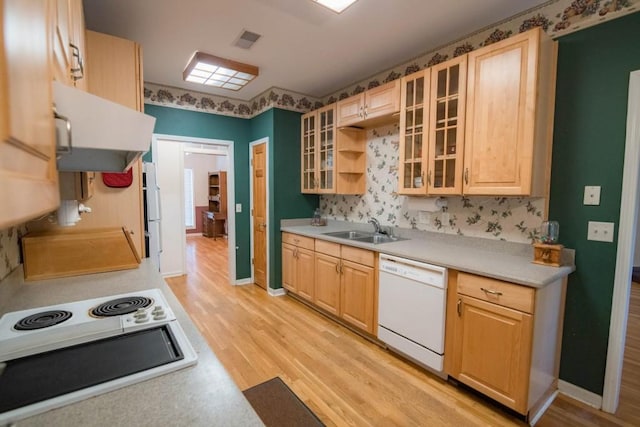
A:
[337, 80, 400, 127]
[398, 69, 430, 195]
[282, 233, 315, 301]
[62, 30, 145, 257]
[313, 240, 376, 334]
[448, 271, 567, 419]
[0, 0, 59, 229]
[463, 27, 557, 196]
[399, 55, 467, 195]
[301, 104, 336, 193]
[301, 104, 366, 195]
[52, 0, 86, 89]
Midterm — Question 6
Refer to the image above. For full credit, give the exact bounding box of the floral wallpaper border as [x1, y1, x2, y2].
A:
[144, 83, 322, 119]
[143, 0, 638, 118]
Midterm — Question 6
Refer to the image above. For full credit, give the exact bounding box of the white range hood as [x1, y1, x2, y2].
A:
[53, 81, 156, 172]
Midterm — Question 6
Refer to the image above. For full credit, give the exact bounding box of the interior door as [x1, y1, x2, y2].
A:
[252, 142, 267, 289]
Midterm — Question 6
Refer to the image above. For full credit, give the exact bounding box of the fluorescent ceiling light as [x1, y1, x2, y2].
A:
[313, 0, 358, 13]
[183, 52, 258, 91]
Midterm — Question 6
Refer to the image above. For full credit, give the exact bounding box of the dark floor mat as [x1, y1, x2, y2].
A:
[243, 377, 324, 427]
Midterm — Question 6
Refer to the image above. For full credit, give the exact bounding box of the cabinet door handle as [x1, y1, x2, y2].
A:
[457, 299, 462, 316]
[69, 43, 84, 81]
[427, 171, 431, 186]
[464, 168, 469, 185]
[54, 107, 73, 155]
[363, 104, 368, 118]
[480, 287, 503, 296]
[359, 106, 364, 119]
[293, 248, 298, 259]
[335, 262, 340, 274]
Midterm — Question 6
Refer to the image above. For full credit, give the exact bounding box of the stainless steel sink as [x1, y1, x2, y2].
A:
[322, 230, 406, 245]
[322, 230, 374, 240]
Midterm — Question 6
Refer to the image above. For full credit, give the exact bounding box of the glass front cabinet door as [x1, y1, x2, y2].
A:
[428, 55, 467, 195]
[301, 104, 336, 194]
[301, 111, 317, 193]
[398, 69, 430, 195]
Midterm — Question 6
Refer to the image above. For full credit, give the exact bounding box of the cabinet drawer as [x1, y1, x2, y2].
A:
[315, 239, 341, 257]
[282, 232, 314, 250]
[457, 272, 534, 314]
[341, 246, 375, 267]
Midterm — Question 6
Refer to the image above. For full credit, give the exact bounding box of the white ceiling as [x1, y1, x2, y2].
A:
[82, 0, 550, 101]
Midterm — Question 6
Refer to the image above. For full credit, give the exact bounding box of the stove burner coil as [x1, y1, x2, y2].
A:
[90, 296, 153, 317]
[14, 310, 73, 331]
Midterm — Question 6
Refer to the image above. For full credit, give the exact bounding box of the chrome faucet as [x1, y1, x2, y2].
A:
[368, 218, 387, 235]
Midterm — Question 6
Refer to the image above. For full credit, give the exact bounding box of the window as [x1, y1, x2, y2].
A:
[184, 168, 195, 228]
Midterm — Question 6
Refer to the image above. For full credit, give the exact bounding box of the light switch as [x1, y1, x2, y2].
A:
[235, 203, 242, 213]
[584, 186, 601, 205]
[587, 221, 615, 242]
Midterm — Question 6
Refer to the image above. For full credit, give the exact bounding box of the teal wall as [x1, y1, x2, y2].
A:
[551, 12, 640, 394]
[144, 105, 318, 286]
[271, 108, 319, 288]
[144, 104, 253, 279]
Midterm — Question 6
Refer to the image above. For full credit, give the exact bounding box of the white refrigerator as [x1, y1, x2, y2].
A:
[143, 162, 162, 271]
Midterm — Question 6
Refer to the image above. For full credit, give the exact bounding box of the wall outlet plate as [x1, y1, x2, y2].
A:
[584, 186, 601, 205]
[418, 210, 430, 225]
[235, 203, 242, 213]
[587, 221, 615, 242]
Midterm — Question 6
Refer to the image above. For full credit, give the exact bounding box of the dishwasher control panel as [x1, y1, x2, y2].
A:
[379, 254, 446, 289]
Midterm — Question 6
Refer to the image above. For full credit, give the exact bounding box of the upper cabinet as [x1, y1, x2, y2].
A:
[398, 55, 467, 196]
[52, 0, 86, 89]
[398, 28, 556, 198]
[0, 0, 59, 229]
[463, 28, 557, 196]
[301, 104, 366, 195]
[428, 55, 467, 195]
[337, 80, 400, 127]
[302, 104, 335, 194]
[398, 69, 430, 195]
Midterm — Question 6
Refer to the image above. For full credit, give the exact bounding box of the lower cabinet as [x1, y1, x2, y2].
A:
[282, 232, 377, 335]
[281, 233, 315, 301]
[448, 271, 566, 419]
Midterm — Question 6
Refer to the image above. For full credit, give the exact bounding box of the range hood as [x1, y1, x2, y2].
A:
[53, 81, 156, 172]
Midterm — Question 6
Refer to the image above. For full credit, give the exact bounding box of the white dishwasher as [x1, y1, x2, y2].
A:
[378, 253, 447, 376]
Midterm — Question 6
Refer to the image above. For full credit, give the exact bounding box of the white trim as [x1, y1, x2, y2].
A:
[529, 390, 558, 426]
[603, 70, 640, 412]
[268, 287, 287, 297]
[558, 380, 603, 409]
[249, 138, 270, 289]
[151, 134, 237, 284]
[234, 278, 253, 286]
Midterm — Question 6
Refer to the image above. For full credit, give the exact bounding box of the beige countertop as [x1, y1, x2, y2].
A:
[0, 261, 264, 427]
[282, 219, 575, 288]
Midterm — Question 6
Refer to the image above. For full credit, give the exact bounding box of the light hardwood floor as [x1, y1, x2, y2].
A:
[167, 235, 640, 426]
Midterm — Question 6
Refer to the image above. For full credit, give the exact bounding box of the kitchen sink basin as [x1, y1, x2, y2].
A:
[322, 230, 374, 240]
[322, 230, 406, 245]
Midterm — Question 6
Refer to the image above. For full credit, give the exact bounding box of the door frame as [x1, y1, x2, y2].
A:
[151, 133, 237, 283]
[249, 137, 269, 290]
[603, 70, 640, 412]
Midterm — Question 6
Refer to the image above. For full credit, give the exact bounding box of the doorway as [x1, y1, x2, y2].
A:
[603, 70, 640, 412]
[151, 134, 237, 283]
[250, 138, 268, 290]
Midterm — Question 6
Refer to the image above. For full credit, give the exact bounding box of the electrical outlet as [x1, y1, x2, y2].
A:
[587, 221, 615, 242]
[584, 186, 601, 205]
[442, 212, 450, 226]
[235, 203, 242, 213]
[418, 210, 430, 225]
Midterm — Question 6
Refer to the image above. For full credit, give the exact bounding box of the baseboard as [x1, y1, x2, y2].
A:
[268, 287, 287, 297]
[529, 390, 558, 426]
[234, 278, 252, 286]
[558, 380, 603, 409]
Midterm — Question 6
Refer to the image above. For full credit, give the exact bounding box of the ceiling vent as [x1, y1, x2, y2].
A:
[234, 30, 261, 49]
